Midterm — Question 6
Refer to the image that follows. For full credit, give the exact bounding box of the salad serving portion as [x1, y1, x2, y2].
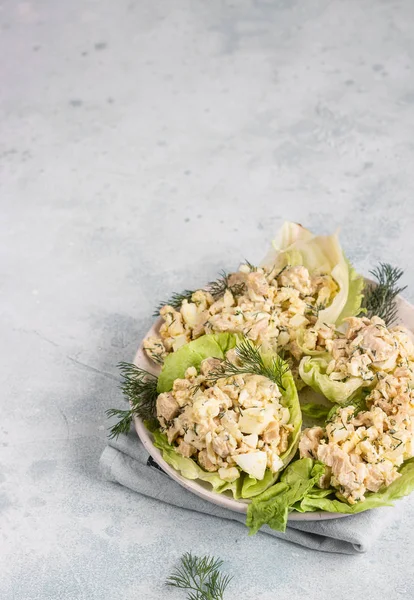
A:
[107, 222, 414, 533]
[152, 334, 301, 500]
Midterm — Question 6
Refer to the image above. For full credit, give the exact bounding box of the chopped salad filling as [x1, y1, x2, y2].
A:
[300, 317, 414, 504]
[144, 263, 339, 365]
[156, 355, 293, 482]
[306, 315, 414, 382]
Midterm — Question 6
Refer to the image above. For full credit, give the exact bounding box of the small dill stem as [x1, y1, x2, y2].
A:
[106, 363, 159, 439]
[361, 263, 406, 325]
[207, 336, 289, 391]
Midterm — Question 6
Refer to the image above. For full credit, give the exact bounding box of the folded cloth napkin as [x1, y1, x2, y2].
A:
[99, 430, 402, 555]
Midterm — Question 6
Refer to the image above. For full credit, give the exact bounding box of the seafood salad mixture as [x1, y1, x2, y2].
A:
[157, 356, 293, 482]
[108, 222, 414, 533]
[300, 315, 414, 504]
[144, 263, 338, 365]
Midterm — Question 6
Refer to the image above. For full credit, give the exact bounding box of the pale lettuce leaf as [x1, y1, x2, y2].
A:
[260, 221, 363, 325]
[336, 260, 365, 323]
[299, 356, 369, 405]
[260, 222, 314, 266]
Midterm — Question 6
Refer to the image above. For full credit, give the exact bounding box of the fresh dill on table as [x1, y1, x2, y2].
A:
[207, 336, 289, 391]
[106, 362, 158, 439]
[361, 263, 406, 325]
[166, 552, 232, 600]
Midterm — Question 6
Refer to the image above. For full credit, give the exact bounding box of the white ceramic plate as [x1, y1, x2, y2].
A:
[133, 293, 414, 521]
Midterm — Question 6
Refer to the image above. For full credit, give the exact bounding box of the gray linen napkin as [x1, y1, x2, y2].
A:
[99, 430, 402, 554]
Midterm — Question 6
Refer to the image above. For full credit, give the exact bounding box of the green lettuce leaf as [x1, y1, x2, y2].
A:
[246, 458, 325, 533]
[278, 364, 302, 464]
[157, 333, 237, 393]
[241, 469, 276, 499]
[151, 334, 302, 499]
[300, 402, 331, 421]
[246, 456, 414, 532]
[299, 356, 369, 404]
[260, 222, 363, 325]
[336, 260, 365, 323]
[295, 457, 414, 514]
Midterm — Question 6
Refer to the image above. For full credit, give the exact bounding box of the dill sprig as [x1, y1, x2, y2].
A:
[166, 553, 232, 600]
[207, 270, 246, 299]
[243, 259, 257, 272]
[106, 362, 158, 439]
[362, 263, 406, 325]
[153, 270, 246, 317]
[153, 290, 195, 317]
[275, 264, 289, 279]
[207, 270, 232, 298]
[305, 302, 326, 318]
[105, 408, 134, 439]
[207, 336, 289, 391]
[228, 281, 247, 297]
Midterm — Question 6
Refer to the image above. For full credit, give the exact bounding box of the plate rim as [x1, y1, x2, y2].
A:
[133, 292, 414, 522]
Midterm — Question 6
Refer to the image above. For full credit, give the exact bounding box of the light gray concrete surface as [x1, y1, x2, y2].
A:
[2, 0, 414, 598]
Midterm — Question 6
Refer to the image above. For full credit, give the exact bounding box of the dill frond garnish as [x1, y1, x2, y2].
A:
[228, 281, 247, 297]
[275, 264, 289, 279]
[207, 270, 232, 298]
[145, 348, 165, 365]
[153, 290, 195, 317]
[105, 408, 134, 439]
[361, 263, 406, 325]
[207, 336, 289, 391]
[106, 362, 158, 439]
[243, 259, 257, 272]
[166, 552, 232, 600]
[305, 302, 327, 318]
[207, 270, 246, 299]
[153, 270, 247, 317]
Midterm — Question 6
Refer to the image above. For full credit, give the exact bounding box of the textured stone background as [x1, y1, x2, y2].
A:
[2, 1, 414, 598]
